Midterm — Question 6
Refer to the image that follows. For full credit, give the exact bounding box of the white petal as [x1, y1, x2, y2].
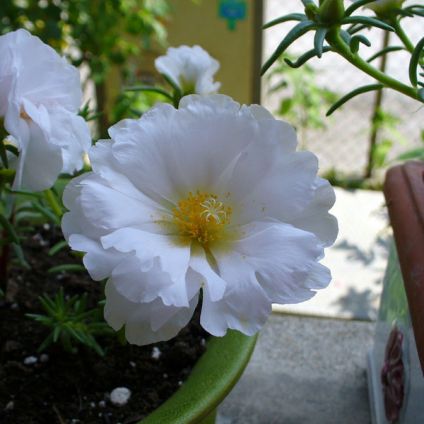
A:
[155, 45, 220, 95]
[4, 29, 82, 112]
[219, 221, 325, 304]
[245, 103, 298, 153]
[101, 228, 191, 306]
[68, 234, 125, 281]
[303, 262, 332, 290]
[202, 248, 272, 336]
[0, 40, 14, 116]
[227, 149, 318, 224]
[9, 103, 63, 191]
[189, 246, 226, 302]
[111, 256, 173, 303]
[78, 175, 170, 233]
[62, 174, 108, 241]
[289, 177, 338, 246]
[104, 280, 197, 346]
[126, 295, 198, 346]
[110, 96, 259, 203]
[150, 291, 198, 332]
[49, 107, 91, 174]
[89, 140, 159, 204]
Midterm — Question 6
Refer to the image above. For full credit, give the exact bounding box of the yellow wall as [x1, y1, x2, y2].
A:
[165, 0, 262, 104]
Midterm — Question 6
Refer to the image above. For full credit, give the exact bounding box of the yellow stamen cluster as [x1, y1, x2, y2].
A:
[173, 192, 232, 245]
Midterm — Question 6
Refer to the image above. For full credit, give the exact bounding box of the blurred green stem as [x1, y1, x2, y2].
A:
[392, 19, 414, 53]
[366, 30, 390, 179]
[326, 28, 421, 101]
[44, 189, 63, 218]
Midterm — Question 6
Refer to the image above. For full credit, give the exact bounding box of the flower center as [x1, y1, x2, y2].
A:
[172, 192, 232, 245]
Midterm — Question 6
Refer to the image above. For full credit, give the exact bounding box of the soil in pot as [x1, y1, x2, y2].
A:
[0, 224, 208, 424]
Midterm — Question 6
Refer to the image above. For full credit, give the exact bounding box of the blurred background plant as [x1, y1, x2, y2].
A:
[0, 0, 171, 137]
[262, 0, 423, 184]
[267, 54, 338, 144]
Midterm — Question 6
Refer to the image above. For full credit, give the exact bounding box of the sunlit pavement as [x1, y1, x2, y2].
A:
[218, 188, 387, 423]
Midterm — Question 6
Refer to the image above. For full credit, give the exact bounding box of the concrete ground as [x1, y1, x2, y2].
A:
[218, 314, 375, 424]
[217, 188, 389, 423]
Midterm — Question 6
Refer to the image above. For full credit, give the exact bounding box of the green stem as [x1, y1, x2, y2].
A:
[366, 30, 390, 179]
[392, 19, 414, 53]
[44, 189, 63, 218]
[327, 29, 421, 102]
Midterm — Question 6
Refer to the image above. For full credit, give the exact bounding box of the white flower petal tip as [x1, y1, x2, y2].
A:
[63, 94, 338, 345]
[155, 45, 220, 95]
[0, 29, 91, 191]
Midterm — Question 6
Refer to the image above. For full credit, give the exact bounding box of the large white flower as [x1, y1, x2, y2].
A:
[0, 29, 91, 191]
[62, 94, 338, 345]
[155, 45, 220, 95]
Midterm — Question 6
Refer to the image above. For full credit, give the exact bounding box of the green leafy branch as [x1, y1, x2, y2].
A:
[262, 0, 424, 114]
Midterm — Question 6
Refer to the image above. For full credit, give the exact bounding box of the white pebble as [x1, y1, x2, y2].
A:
[200, 338, 206, 347]
[129, 361, 136, 368]
[24, 356, 38, 365]
[163, 373, 168, 379]
[40, 353, 49, 363]
[98, 400, 106, 408]
[43, 223, 51, 231]
[110, 387, 131, 407]
[5, 401, 14, 411]
[90, 402, 96, 408]
[10, 303, 19, 311]
[151, 346, 161, 360]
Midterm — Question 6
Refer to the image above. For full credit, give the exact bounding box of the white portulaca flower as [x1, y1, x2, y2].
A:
[62, 94, 338, 346]
[155, 45, 220, 95]
[0, 29, 91, 191]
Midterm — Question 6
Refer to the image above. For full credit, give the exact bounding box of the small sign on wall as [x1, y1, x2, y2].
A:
[218, 0, 247, 31]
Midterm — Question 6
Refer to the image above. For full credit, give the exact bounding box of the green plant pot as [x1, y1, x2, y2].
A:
[141, 330, 258, 424]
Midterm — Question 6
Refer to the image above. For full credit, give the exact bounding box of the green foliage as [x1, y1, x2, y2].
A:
[0, 0, 170, 78]
[0, 0, 171, 135]
[268, 56, 338, 135]
[0, 0, 63, 48]
[326, 84, 383, 116]
[27, 288, 113, 356]
[394, 130, 424, 162]
[112, 89, 166, 122]
[323, 168, 383, 190]
[370, 108, 406, 170]
[0, 183, 69, 282]
[63, 0, 170, 82]
[262, 0, 423, 105]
